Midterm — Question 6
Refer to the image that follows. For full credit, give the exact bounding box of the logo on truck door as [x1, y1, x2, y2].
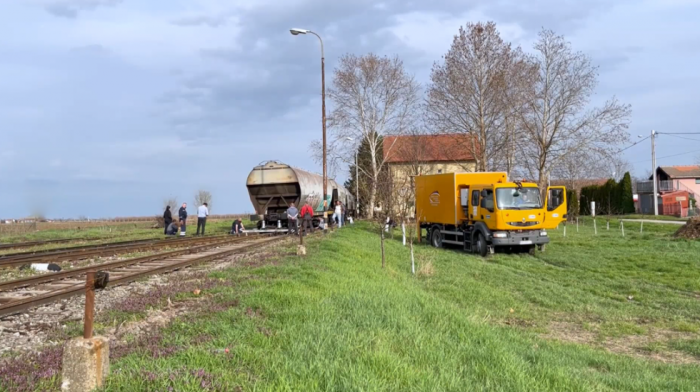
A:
[429, 191, 440, 206]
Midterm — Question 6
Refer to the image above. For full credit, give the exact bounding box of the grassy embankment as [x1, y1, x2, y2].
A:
[93, 218, 700, 391]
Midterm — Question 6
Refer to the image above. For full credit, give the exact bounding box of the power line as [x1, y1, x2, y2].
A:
[617, 135, 650, 153]
[658, 132, 700, 135]
[661, 134, 700, 143]
[631, 148, 699, 164]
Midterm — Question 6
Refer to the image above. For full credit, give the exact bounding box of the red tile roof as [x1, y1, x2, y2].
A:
[383, 134, 477, 164]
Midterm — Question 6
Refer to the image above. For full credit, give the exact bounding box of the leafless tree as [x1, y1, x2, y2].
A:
[517, 29, 632, 192]
[316, 53, 421, 219]
[163, 197, 178, 212]
[425, 21, 532, 173]
[194, 190, 212, 210]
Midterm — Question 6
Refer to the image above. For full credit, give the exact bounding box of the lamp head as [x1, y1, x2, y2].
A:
[290, 28, 309, 35]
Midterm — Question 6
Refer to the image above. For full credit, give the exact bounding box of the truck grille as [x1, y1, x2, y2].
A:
[507, 221, 539, 227]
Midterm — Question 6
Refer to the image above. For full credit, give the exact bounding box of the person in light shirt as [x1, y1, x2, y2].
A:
[196, 202, 209, 235]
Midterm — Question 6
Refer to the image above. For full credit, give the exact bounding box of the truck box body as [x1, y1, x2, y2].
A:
[415, 172, 507, 225]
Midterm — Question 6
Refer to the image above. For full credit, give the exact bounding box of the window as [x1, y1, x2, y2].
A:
[496, 187, 543, 210]
[460, 188, 470, 206]
[548, 188, 565, 211]
[696, 178, 700, 184]
[471, 190, 480, 207]
[480, 189, 494, 212]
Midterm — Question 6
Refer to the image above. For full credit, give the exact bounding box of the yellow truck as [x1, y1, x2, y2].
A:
[415, 172, 567, 256]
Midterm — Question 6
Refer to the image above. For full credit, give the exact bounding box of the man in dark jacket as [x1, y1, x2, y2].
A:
[163, 206, 173, 235]
[165, 220, 179, 235]
[178, 203, 188, 236]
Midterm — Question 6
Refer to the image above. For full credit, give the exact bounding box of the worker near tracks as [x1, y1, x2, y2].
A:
[332, 201, 343, 228]
[196, 202, 209, 236]
[300, 201, 314, 235]
[230, 218, 245, 235]
[163, 206, 173, 235]
[178, 203, 188, 236]
[165, 220, 180, 236]
[286, 203, 299, 235]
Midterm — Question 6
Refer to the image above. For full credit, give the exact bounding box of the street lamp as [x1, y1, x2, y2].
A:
[346, 137, 359, 215]
[290, 27, 328, 215]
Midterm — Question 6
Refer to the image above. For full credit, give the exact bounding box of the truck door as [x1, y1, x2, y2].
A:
[479, 188, 497, 228]
[545, 186, 567, 226]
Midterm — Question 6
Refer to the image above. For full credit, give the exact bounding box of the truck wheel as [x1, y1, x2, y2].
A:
[430, 228, 442, 248]
[475, 232, 488, 257]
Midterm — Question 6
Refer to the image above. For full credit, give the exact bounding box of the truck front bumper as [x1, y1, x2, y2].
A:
[491, 231, 549, 246]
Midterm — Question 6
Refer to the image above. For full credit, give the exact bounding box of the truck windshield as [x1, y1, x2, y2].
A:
[496, 187, 542, 210]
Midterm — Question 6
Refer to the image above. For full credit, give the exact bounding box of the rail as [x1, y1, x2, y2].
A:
[0, 235, 284, 317]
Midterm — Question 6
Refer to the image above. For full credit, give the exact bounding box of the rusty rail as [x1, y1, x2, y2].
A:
[0, 235, 233, 268]
[0, 236, 283, 317]
[0, 236, 250, 291]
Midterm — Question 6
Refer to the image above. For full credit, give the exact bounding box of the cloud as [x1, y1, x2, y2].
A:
[2, 0, 700, 218]
[44, 0, 123, 18]
[171, 15, 231, 27]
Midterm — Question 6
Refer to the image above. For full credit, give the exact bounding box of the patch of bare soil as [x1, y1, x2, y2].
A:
[674, 217, 700, 239]
[541, 321, 700, 364]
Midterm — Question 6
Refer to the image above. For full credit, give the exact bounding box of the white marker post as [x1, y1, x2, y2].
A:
[621, 221, 625, 237]
[591, 202, 596, 235]
[640, 221, 643, 233]
[402, 223, 406, 246]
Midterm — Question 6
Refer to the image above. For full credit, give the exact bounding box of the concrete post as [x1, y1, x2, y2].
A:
[61, 337, 109, 392]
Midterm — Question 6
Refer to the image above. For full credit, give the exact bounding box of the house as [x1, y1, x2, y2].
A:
[382, 134, 477, 216]
[636, 165, 700, 216]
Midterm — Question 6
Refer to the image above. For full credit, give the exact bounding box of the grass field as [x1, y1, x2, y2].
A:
[90, 218, 700, 391]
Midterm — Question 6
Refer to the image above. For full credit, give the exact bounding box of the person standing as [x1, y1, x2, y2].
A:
[332, 201, 343, 228]
[163, 206, 172, 235]
[300, 201, 314, 235]
[286, 203, 299, 235]
[196, 202, 209, 235]
[178, 203, 188, 236]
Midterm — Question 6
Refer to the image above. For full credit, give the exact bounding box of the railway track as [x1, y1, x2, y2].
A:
[0, 235, 237, 268]
[0, 237, 109, 251]
[0, 235, 283, 318]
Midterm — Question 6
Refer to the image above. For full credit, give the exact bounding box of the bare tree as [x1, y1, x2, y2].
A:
[318, 53, 421, 219]
[194, 190, 212, 210]
[517, 29, 632, 192]
[425, 21, 531, 173]
[163, 197, 178, 212]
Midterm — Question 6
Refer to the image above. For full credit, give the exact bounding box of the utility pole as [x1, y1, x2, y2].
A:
[355, 148, 359, 215]
[651, 129, 658, 216]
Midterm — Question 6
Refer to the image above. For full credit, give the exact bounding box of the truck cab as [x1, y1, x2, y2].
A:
[415, 172, 567, 256]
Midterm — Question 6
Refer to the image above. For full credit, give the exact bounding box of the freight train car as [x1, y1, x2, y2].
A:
[246, 161, 356, 229]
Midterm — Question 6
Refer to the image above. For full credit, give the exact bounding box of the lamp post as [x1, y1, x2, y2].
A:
[346, 137, 359, 216]
[290, 28, 328, 214]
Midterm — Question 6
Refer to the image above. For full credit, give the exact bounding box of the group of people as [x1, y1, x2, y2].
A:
[162, 202, 209, 236]
[161, 198, 353, 237]
[285, 200, 351, 235]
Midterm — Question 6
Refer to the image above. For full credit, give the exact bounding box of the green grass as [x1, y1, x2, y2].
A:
[100, 219, 700, 391]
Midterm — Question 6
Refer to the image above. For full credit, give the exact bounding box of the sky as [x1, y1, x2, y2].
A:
[1, 0, 699, 219]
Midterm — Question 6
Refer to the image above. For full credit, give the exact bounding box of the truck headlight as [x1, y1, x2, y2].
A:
[540, 231, 547, 236]
[493, 232, 507, 238]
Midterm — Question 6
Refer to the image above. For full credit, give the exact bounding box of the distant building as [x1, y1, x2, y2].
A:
[383, 134, 477, 217]
[636, 165, 700, 216]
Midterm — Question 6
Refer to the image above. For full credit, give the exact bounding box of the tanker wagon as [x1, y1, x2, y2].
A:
[415, 172, 567, 256]
[246, 160, 356, 229]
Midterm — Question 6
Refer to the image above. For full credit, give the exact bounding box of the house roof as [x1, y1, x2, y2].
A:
[383, 134, 477, 164]
[658, 165, 700, 179]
